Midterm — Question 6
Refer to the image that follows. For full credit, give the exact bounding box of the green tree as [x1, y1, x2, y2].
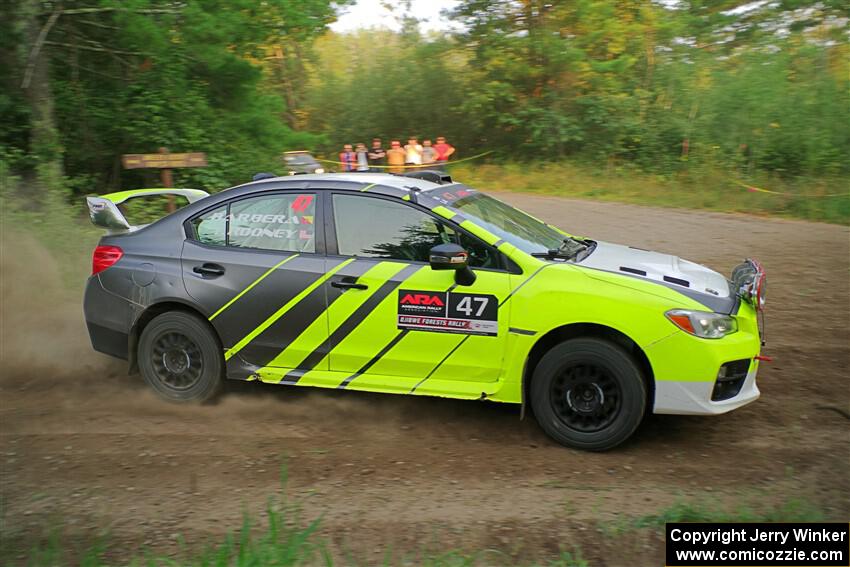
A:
[2, 0, 348, 195]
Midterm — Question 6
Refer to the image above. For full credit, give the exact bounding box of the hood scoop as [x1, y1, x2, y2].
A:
[619, 266, 647, 276]
[662, 275, 690, 288]
[583, 241, 730, 300]
[581, 241, 737, 313]
[620, 266, 691, 288]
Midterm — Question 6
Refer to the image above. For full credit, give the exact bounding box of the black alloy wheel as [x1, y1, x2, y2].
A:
[138, 311, 223, 402]
[150, 331, 204, 390]
[550, 362, 621, 433]
[530, 338, 646, 451]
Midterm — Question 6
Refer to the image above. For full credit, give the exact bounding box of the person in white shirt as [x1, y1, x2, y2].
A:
[404, 137, 423, 167]
[355, 143, 370, 172]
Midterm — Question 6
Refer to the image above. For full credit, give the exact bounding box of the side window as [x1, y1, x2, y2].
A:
[192, 205, 227, 246]
[333, 194, 453, 262]
[229, 194, 316, 252]
[459, 231, 498, 270]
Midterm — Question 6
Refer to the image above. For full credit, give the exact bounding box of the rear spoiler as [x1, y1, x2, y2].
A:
[86, 188, 209, 233]
[398, 170, 453, 185]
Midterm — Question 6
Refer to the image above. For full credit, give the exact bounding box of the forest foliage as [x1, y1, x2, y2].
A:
[1, 0, 848, 200]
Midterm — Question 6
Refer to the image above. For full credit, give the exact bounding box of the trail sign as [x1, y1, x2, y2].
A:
[121, 152, 207, 169]
[121, 147, 208, 212]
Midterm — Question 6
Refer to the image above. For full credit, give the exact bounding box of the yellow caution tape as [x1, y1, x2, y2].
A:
[307, 156, 847, 199]
[315, 150, 493, 170]
[731, 178, 848, 198]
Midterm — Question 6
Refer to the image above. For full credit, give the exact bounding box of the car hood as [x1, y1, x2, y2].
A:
[577, 240, 735, 309]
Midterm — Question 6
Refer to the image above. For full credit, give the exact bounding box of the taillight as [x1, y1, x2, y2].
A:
[92, 245, 123, 275]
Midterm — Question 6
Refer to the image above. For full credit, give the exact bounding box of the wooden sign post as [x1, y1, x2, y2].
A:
[121, 147, 208, 212]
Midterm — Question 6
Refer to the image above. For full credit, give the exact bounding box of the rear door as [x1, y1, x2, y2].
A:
[323, 193, 513, 390]
[181, 191, 336, 370]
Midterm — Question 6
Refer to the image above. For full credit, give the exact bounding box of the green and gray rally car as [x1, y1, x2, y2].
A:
[84, 172, 767, 450]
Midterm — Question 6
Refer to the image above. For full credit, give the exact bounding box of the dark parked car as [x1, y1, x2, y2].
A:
[283, 150, 324, 175]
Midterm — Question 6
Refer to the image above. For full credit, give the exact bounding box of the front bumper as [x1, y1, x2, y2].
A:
[645, 302, 762, 415]
[653, 362, 760, 415]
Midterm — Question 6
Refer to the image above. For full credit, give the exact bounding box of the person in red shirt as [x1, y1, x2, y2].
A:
[339, 144, 356, 172]
[433, 136, 455, 169]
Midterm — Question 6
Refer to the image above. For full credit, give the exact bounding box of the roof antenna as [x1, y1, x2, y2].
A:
[405, 186, 421, 204]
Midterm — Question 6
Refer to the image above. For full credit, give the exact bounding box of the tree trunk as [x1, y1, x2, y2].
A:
[21, 0, 64, 183]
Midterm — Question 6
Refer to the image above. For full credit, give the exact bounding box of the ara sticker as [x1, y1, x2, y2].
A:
[397, 289, 498, 336]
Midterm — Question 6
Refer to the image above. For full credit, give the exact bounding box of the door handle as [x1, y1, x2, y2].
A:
[331, 279, 368, 291]
[193, 263, 225, 277]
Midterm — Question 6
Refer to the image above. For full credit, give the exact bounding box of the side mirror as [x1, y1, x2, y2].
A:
[429, 243, 476, 286]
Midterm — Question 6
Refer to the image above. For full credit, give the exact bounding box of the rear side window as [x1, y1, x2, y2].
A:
[189, 193, 316, 253]
[229, 194, 315, 252]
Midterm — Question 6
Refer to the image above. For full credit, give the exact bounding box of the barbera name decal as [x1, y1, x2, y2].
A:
[207, 211, 314, 225]
[205, 201, 314, 240]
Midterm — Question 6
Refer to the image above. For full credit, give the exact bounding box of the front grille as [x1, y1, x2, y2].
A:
[711, 359, 750, 401]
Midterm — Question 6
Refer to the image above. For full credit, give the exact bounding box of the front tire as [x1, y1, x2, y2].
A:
[530, 338, 646, 451]
[138, 311, 223, 402]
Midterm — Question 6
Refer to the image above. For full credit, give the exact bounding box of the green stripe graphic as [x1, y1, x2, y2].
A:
[224, 258, 355, 361]
[264, 261, 408, 369]
[209, 254, 299, 321]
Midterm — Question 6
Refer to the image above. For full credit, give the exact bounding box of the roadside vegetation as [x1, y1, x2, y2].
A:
[451, 162, 850, 224]
[2, 2, 848, 222]
[601, 497, 826, 538]
[16, 472, 829, 567]
[0, 168, 97, 285]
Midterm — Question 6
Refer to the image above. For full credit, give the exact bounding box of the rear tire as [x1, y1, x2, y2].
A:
[530, 338, 646, 451]
[138, 311, 223, 403]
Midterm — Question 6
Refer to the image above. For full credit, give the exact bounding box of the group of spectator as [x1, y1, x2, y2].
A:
[339, 137, 455, 173]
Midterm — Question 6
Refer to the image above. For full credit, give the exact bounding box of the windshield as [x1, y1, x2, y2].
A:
[430, 186, 566, 254]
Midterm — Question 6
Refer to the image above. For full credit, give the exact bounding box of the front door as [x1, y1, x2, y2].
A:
[181, 191, 332, 370]
[324, 193, 512, 390]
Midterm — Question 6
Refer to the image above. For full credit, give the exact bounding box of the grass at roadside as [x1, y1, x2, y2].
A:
[599, 497, 826, 538]
[0, 176, 101, 287]
[18, 496, 590, 567]
[14, 470, 831, 567]
[450, 162, 850, 225]
[631, 498, 824, 527]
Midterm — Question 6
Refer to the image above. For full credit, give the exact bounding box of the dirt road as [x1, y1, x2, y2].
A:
[2, 195, 848, 565]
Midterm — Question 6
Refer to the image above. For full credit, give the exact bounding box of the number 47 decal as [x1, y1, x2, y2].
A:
[455, 296, 489, 317]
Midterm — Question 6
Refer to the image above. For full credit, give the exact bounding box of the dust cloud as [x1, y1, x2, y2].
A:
[0, 232, 120, 386]
[0, 229, 420, 430]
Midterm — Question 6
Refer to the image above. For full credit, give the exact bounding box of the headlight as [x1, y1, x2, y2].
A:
[665, 309, 738, 339]
[315, 168, 325, 174]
